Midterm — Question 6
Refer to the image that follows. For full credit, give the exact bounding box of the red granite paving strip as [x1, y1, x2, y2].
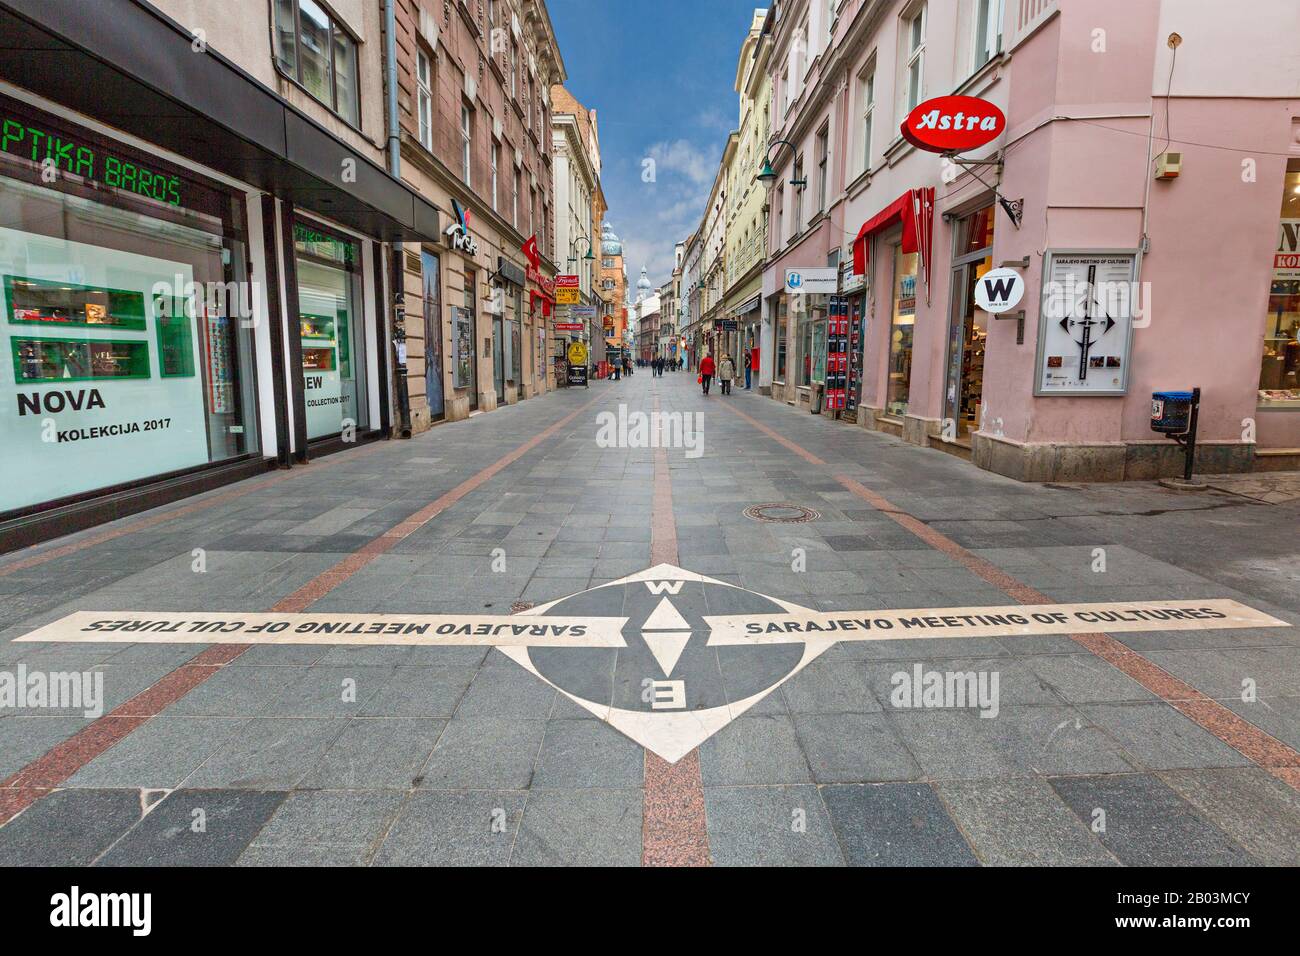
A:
[0, 392, 604, 825]
[642, 393, 711, 866]
[719, 400, 1300, 792]
[273, 392, 603, 613]
[644, 750, 710, 866]
[0, 643, 248, 808]
[0, 788, 48, 824]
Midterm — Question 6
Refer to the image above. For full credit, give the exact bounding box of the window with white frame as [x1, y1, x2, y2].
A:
[272, 0, 360, 125]
[974, 0, 1003, 70]
[416, 49, 433, 150]
[491, 142, 499, 211]
[815, 126, 828, 212]
[858, 63, 875, 173]
[460, 105, 473, 186]
[904, 5, 926, 114]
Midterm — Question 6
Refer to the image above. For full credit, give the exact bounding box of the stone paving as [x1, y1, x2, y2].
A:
[1, 370, 1298, 865]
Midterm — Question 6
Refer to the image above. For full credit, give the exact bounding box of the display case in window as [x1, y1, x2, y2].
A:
[6, 275, 146, 330]
[153, 294, 196, 378]
[12, 337, 150, 382]
[300, 312, 339, 373]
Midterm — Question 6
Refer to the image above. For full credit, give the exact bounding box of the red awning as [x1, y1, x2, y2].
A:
[851, 192, 912, 275]
[851, 187, 935, 306]
[528, 289, 555, 317]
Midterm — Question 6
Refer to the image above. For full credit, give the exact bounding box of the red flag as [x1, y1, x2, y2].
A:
[522, 235, 540, 269]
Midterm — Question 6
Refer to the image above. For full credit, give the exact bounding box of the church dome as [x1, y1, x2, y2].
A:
[600, 221, 623, 256]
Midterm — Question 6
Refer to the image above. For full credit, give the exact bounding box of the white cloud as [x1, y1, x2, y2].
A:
[645, 139, 716, 187]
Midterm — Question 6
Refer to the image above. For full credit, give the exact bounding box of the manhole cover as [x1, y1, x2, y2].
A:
[743, 502, 821, 523]
[511, 601, 535, 614]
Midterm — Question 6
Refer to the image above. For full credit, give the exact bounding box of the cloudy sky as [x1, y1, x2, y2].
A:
[548, 0, 766, 290]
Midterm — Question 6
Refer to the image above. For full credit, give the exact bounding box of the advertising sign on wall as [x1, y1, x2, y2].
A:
[785, 268, 838, 295]
[1035, 250, 1139, 396]
[0, 227, 209, 512]
[900, 95, 1007, 154]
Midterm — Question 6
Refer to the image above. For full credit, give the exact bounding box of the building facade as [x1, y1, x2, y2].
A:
[551, 85, 603, 366]
[722, 10, 772, 379]
[598, 221, 629, 357]
[394, 0, 564, 428]
[0, 0, 448, 549]
[758, 0, 1300, 479]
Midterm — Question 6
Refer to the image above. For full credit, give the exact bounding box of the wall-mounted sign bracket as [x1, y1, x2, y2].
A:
[995, 309, 1026, 344]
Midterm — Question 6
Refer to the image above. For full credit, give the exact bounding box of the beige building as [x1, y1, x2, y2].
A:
[722, 9, 772, 381]
[395, 0, 565, 428]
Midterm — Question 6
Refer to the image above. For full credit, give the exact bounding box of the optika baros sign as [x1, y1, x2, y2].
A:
[901, 95, 1006, 153]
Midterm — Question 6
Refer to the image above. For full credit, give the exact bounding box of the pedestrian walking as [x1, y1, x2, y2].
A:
[718, 354, 735, 395]
[699, 353, 715, 395]
[744, 350, 753, 389]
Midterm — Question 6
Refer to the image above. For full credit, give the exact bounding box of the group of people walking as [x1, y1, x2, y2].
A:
[698, 350, 751, 396]
[639, 355, 682, 376]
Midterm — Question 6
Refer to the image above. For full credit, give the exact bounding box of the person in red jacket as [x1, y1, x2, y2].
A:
[699, 353, 716, 396]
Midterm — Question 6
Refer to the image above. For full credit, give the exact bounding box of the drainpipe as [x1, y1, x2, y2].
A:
[385, 0, 413, 438]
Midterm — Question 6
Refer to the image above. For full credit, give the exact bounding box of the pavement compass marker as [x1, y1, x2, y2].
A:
[12, 562, 1288, 764]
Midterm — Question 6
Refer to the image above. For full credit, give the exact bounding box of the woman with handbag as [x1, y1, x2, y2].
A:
[699, 353, 715, 395]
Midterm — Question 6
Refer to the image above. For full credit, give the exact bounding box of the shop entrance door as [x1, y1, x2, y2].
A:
[943, 205, 995, 439]
[492, 314, 505, 403]
[421, 251, 445, 422]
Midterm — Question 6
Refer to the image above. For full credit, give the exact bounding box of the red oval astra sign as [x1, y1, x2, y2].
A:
[900, 95, 1006, 154]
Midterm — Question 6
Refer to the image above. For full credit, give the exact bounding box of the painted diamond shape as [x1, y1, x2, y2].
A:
[496, 563, 835, 763]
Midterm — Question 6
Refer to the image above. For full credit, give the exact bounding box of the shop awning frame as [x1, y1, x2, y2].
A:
[851, 187, 936, 306]
[0, 0, 442, 243]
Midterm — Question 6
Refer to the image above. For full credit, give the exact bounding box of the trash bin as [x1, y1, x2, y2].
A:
[1151, 390, 1194, 435]
[810, 382, 825, 415]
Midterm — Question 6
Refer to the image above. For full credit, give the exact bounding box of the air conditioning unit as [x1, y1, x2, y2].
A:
[1154, 151, 1181, 180]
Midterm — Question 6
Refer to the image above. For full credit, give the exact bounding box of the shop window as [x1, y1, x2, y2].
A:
[886, 246, 918, 417]
[293, 221, 367, 440]
[799, 315, 813, 386]
[775, 301, 788, 381]
[0, 95, 259, 515]
[272, 0, 361, 125]
[1260, 159, 1300, 407]
[454, 269, 478, 399]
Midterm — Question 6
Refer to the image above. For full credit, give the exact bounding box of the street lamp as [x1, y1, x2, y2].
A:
[756, 139, 806, 187]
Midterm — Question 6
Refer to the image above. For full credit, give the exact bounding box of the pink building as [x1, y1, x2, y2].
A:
[760, 0, 1300, 480]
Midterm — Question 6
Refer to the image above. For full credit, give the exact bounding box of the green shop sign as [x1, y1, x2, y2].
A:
[0, 112, 182, 207]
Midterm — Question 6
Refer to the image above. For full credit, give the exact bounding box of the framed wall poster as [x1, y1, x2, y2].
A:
[1034, 249, 1139, 396]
